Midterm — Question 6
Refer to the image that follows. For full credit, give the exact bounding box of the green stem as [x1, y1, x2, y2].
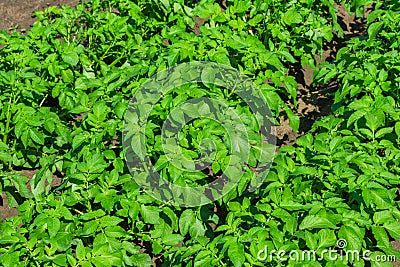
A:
[3, 97, 13, 145]
[109, 53, 125, 67]
[7, 138, 16, 170]
[99, 40, 116, 61]
[39, 93, 48, 107]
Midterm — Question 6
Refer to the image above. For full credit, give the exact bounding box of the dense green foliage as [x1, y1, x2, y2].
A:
[1, 0, 400, 266]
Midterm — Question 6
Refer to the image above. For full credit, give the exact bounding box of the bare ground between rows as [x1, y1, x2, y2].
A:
[0, 169, 63, 219]
[0, 0, 79, 32]
[275, 3, 372, 147]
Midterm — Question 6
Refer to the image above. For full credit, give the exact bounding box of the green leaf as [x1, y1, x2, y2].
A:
[48, 60, 60, 77]
[56, 232, 73, 252]
[280, 199, 308, 211]
[85, 153, 108, 173]
[9, 174, 32, 198]
[228, 242, 245, 267]
[47, 217, 61, 239]
[179, 209, 195, 236]
[338, 224, 364, 251]
[373, 210, 394, 225]
[372, 226, 390, 248]
[383, 222, 400, 239]
[130, 134, 147, 161]
[395, 122, 400, 137]
[14, 122, 26, 138]
[31, 168, 52, 198]
[283, 76, 297, 100]
[284, 106, 300, 132]
[299, 215, 336, 230]
[248, 14, 264, 26]
[212, 48, 230, 65]
[226, 35, 248, 50]
[61, 69, 74, 83]
[52, 254, 67, 266]
[162, 206, 179, 231]
[92, 253, 122, 267]
[189, 219, 206, 239]
[317, 229, 337, 249]
[132, 253, 152, 267]
[29, 128, 45, 145]
[365, 113, 382, 132]
[72, 134, 88, 151]
[282, 9, 302, 25]
[278, 51, 297, 63]
[76, 239, 86, 260]
[375, 127, 393, 139]
[62, 51, 79, 66]
[100, 216, 124, 228]
[368, 22, 383, 40]
[83, 220, 98, 236]
[104, 226, 126, 238]
[201, 66, 217, 84]
[263, 90, 281, 112]
[140, 205, 160, 224]
[362, 188, 393, 209]
[0, 152, 13, 163]
[305, 231, 318, 250]
[162, 234, 184, 246]
[43, 120, 55, 133]
[92, 101, 108, 121]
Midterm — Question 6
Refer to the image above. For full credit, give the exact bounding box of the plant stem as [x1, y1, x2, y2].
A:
[3, 97, 13, 145]
[39, 93, 48, 107]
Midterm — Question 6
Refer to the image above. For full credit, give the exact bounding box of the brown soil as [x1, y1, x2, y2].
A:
[393, 241, 400, 267]
[0, 192, 20, 219]
[0, 0, 79, 32]
[275, 4, 372, 147]
[192, 4, 371, 148]
[1, 169, 63, 220]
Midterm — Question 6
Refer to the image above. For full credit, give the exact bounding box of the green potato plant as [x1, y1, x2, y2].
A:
[1, 0, 400, 266]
